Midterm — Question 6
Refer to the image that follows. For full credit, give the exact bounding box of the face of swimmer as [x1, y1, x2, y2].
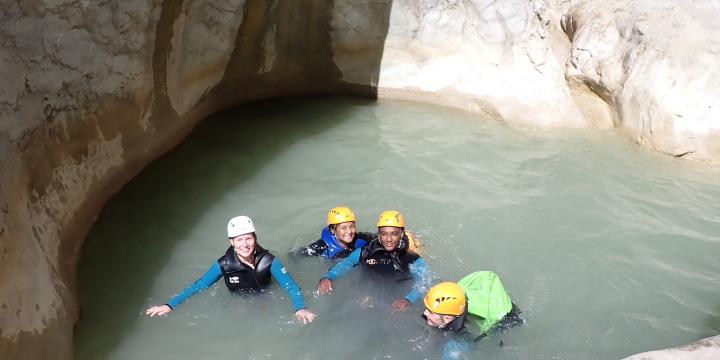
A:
[330, 221, 356, 245]
[423, 308, 456, 329]
[377, 226, 403, 251]
[230, 232, 256, 260]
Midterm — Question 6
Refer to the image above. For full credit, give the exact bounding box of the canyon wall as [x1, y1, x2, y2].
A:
[1, 0, 718, 358]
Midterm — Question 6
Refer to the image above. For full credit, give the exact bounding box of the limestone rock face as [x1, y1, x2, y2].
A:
[166, 0, 246, 116]
[0, 1, 359, 358]
[622, 335, 720, 360]
[376, 0, 720, 158]
[562, 0, 720, 159]
[330, 0, 391, 86]
[377, 0, 614, 128]
[1, 2, 161, 358]
[1, 1, 720, 359]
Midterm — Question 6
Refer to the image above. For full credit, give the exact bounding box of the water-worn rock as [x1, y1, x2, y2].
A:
[1, 1, 161, 358]
[622, 335, 720, 360]
[166, 0, 246, 116]
[0, 1, 366, 358]
[376, 0, 720, 158]
[377, 0, 613, 128]
[1, 1, 719, 359]
[562, 0, 720, 159]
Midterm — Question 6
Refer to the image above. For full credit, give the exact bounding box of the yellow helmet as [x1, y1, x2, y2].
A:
[423, 282, 466, 316]
[377, 210, 404, 228]
[327, 206, 356, 225]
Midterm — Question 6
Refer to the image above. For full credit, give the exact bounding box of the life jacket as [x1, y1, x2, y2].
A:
[217, 245, 274, 292]
[404, 231, 423, 256]
[457, 271, 513, 334]
[320, 226, 368, 259]
[359, 236, 420, 281]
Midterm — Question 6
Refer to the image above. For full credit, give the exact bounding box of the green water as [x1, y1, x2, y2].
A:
[75, 97, 720, 360]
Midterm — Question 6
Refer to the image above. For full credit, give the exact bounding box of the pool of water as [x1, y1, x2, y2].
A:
[75, 97, 720, 360]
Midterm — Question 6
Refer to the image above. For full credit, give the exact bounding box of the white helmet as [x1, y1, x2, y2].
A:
[227, 216, 256, 238]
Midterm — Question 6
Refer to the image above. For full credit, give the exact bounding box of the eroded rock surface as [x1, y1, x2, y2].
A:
[376, 0, 720, 159]
[1, 1, 161, 358]
[562, 0, 720, 159]
[166, 0, 246, 116]
[622, 335, 720, 360]
[378, 0, 612, 128]
[1, 1, 719, 359]
[0, 1, 367, 358]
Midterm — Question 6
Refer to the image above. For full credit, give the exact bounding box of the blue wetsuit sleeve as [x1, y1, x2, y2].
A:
[441, 338, 470, 360]
[166, 262, 222, 309]
[270, 258, 305, 312]
[403, 257, 430, 303]
[324, 247, 361, 280]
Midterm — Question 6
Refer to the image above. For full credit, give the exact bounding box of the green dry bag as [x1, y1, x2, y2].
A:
[457, 271, 512, 333]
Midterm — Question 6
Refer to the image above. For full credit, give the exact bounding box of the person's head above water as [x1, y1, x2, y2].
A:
[145, 214, 318, 324]
[326, 206, 357, 245]
[423, 282, 466, 329]
[376, 210, 405, 251]
[227, 215, 257, 260]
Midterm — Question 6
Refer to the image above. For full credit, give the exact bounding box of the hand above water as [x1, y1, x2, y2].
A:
[295, 309, 317, 324]
[391, 298, 410, 311]
[145, 304, 172, 317]
[317, 277, 333, 294]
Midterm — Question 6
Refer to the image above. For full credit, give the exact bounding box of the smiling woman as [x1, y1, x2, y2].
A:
[292, 206, 373, 259]
[144, 215, 316, 324]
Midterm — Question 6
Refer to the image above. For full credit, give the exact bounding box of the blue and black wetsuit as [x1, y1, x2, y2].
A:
[323, 235, 429, 303]
[165, 245, 305, 311]
[294, 228, 373, 259]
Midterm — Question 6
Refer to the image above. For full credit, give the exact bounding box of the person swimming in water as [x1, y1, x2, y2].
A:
[316, 210, 429, 311]
[422, 271, 523, 359]
[292, 206, 373, 259]
[145, 215, 316, 324]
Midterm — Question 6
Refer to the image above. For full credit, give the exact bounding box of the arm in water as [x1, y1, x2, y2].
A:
[317, 247, 361, 294]
[167, 262, 222, 309]
[145, 262, 222, 316]
[270, 258, 316, 324]
[441, 338, 470, 360]
[270, 258, 305, 311]
[290, 239, 327, 257]
[404, 257, 430, 303]
[326, 247, 361, 280]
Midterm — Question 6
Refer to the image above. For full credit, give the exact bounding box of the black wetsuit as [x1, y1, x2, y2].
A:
[359, 236, 420, 281]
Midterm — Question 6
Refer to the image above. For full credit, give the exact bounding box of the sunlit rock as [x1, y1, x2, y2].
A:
[622, 335, 720, 360]
[1, 1, 720, 359]
[562, 0, 720, 159]
[378, 0, 612, 128]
